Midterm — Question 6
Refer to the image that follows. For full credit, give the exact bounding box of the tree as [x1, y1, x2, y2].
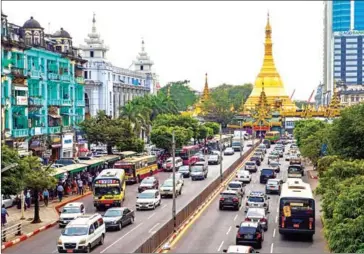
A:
[204, 122, 220, 135]
[1, 144, 24, 195]
[159, 80, 198, 111]
[150, 126, 193, 152]
[119, 103, 150, 135]
[294, 119, 327, 148]
[300, 128, 329, 166]
[196, 125, 213, 142]
[117, 138, 144, 153]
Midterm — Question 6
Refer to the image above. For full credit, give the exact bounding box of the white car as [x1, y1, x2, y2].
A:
[1, 194, 16, 208]
[235, 170, 252, 183]
[136, 190, 161, 210]
[162, 157, 183, 172]
[57, 213, 105, 253]
[168, 172, 184, 186]
[223, 245, 258, 253]
[59, 202, 86, 227]
[226, 181, 245, 196]
[160, 179, 183, 198]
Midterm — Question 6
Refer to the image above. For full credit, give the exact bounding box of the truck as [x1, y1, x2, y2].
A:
[233, 130, 249, 140]
[232, 137, 244, 152]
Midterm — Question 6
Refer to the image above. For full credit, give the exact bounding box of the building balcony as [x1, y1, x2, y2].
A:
[12, 96, 28, 106]
[30, 127, 47, 136]
[76, 100, 85, 106]
[48, 99, 61, 106]
[75, 76, 85, 84]
[11, 67, 26, 78]
[60, 74, 71, 82]
[61, 125, 73, 133]
[47, 73, 59, 80]
[29, 69, 41, 79]
[12, 129, 29, 138]
[48, 126, 61, 134]
[28, 97, 44, 106]
[61, 99, 72, 106]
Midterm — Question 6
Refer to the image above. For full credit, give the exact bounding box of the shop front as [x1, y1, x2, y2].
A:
[50, 135, 62, 161]
[29, 137, 47, 157]
[75, 130, 89, 157]
[61, 133, 74, 158]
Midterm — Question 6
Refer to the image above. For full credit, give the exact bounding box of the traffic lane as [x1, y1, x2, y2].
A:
[101, 147, 253, 253]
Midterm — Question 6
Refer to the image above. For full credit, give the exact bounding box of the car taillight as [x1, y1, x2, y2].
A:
[260, 218, 267, 223]
[256, 233, 262, 239]
[245, 218, 251, 222]
[220, 197, 225, 201]
[236, 232, 241, 238]
[281, 216, 285, 228]
[232, 198, 239, 202]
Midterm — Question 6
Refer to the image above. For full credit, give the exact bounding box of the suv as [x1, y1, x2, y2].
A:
[249, 156, 261, 166]
[245, 191, 270, 212]
[290, 156, 302, 165]
[244, 161, 258, 173]
[227, 181, 245, 196]
[59, 202, 86, 227]
[57, 214, 105, 253]
[190, 163, 208, 180]
[160, 178, 183, 198]
[259, 168, 276, 184]
[138, 177, 159, 193]
[219, 190, 242, 210]
[235, 221, 264, 249]
[287, 164, 304, 178]
[136, 190, 161, 210]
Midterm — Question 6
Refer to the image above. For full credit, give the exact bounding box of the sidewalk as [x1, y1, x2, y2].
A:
[2, 191, 92, 246]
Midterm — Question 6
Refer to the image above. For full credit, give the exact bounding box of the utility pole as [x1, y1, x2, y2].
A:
[219, 124, 223, 183]
[239, 121, 242, 157]
[172, 130, 176, 232]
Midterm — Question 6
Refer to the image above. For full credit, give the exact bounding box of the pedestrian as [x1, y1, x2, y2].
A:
[1, 205, 9, 227]
[43, 188, 49, 207]
[57, 184, 64, 202]
[72, 179, 77, 195]
[25, 190, 31, 208]
[77, 179, 83, 195]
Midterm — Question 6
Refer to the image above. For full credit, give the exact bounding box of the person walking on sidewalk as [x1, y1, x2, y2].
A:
[43, 188, 49, 207]
[1, 204, 9, 227]
[57, 184, 64, 202]
[25, 190, 31, 208]
[77, 179, 83, 195]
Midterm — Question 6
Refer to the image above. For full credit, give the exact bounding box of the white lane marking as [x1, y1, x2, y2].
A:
[52, 250, 58, 253]
[217, 241, 224, 252]
[148, 223, 160, 234]
[277, 207, 279, 213]
[161, 204, 167, 209]
[100, 223, 144, 253]
[273, 228, 276, 238]
[148, 213, 156, 219]
[234, 214, 238, 221]
[275, 216, 278, 224]
[226, 226, 231, 235]
[270, 243, 274, 253]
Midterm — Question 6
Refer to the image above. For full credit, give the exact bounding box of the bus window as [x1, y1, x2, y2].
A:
[280, 199, 314, 216]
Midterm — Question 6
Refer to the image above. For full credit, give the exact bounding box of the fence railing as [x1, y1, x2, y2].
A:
[1, 223, 22, 242]
[134, 141, 261, 253]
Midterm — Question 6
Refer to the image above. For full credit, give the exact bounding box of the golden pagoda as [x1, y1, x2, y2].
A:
[201, 73, 210, 103]
[244, 13, 296, 113]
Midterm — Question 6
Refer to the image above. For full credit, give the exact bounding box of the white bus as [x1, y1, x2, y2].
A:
[279, 179, 315, 238]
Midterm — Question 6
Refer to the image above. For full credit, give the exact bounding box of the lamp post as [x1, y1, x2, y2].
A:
[219, 124, 223, 183]
[239, 121, 242, 157]
[172, 130, 176, 232]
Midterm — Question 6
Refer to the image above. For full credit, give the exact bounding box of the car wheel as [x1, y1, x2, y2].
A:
[179, 189, 182, 195]
[130, 216, 134, 224]
[219, 205, 223, 210]
[153, 204, 156, 210]
[257, 241, 262, 249]
[99, 234, 105, 245]
[85, 244, 91, 253]
[118, 222, 122, 231]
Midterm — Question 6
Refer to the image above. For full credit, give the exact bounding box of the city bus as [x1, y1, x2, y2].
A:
[265, 131, 280, 144]
[208, 135, 233, 150]
[114, 155, 158, 184]
[93, 168, 126, 210]
[119, 151, 138, 159]
[176, 145, 200, 165]
[279, 179, 315, 237]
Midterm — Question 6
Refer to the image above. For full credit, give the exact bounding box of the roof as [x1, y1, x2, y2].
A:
[64, 202, 83, 207]
[280, 180, 313, 199]
[226, 245, 251, 253]
[53, 28, 71, 38]
[239, 221, 259, 227]
[23, 16, 42, 29]
[95, 168, 125, 180]
[140, 189, 158, 193]
[246, 207, 265, 216]
[221, 190, 238, 195]
[248, 191, 265, 197]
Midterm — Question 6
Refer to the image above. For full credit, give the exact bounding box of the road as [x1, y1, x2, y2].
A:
[4, 144, 256, 254]
[170, 143, 328, 253]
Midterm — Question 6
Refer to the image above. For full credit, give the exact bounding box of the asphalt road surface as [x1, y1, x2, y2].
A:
[4, 143, 257, 254]
[170, 143, 328, 253]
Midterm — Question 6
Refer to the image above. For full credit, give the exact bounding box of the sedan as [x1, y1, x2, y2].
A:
[250, 156, 261, 166]
[265, 179, 283, 195]
[103, 207, 135, 231]
[244, 161, 258, 173]
[223, 245, 259, 253]
[269, 161, 280, 173]
[224, 147, 235, 156]
[236, 170, 252, 183]
[245, 208, 269, 231]
[208, 155, 220, 165]
[138, 177, 159, 193]
[178, 165, 190, 178]
[169, 172, 184, 186]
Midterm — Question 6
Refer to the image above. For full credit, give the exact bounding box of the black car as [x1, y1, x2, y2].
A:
[103, 207, 135, 231]
[178, 165, 190, 178]
[236, 221, 264, 249]
[250, 156, 261, 166]
[219, 190, 242, 211]
[263, 140, 271, 149]
[259, 168, 276, 184]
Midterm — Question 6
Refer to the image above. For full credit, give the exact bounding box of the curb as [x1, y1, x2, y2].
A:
[307, 170, 318, 179]
[1, 192, 92, 251]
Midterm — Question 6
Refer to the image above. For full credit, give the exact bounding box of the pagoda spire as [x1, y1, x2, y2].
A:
[92, 12, 96, 33]
[141, 37, 145, 52]
[202, 73, 210, 102]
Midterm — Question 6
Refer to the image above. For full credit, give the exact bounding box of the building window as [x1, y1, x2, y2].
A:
[334, 44, 341, 49]
[109, 92, 112, 103]
[334, 73, 341, 77]
[84, 71, 88, 79]
[89, 71, 92, 79]
[334, 61, 341, 66]
[346, 49, 357, 54]
[334, 55, 341, 60]
[346, 55, 357, 60]
[346, 72, 357, 77]
[346, 44, 357, 49]
[334, 67, 341, 71]
[90, 51, 94, 57]
[140, 65, 144, 71]
[108, 72, 110, 80]
[346, 61, 357, 65]
[113, 74, 115, 81]
[346, 38, 358, 43]
[346, 78, 357, 82]
[346, 66, 358, 71]
[334, 50, 341, 54]
[102, 52, 105, 58]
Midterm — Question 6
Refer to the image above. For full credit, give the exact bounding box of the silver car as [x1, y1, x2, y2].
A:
[227, 181, 245, 196]
[245, 191, 270, 212]
[245, 208, 269, 231]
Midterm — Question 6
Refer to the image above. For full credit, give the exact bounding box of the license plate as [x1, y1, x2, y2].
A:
[105, 204, 110, 207]
[244, 234, 253, 240]
[67, 250, 73, 253]
[269, 186, 275, 189]
[254, 204, 258, 206]
[293, 223, 300, 228]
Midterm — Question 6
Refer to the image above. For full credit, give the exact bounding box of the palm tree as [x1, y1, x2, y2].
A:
[119, 103, 150, 136]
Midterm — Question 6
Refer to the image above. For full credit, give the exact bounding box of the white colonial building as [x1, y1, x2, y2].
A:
[79, 13, 159, 119]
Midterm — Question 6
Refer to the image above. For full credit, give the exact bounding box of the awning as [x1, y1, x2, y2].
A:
[51, 144, 62, 148]
[61, 113, 78, 116]
[70, 166, 86, 174]
[49, 114, 61, 119]
[79, 147, 89, 152]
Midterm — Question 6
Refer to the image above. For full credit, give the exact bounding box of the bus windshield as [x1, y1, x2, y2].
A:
[94, 187, 121, 196]
[280, 198, 314, 216]
[288, 166, 302, 173]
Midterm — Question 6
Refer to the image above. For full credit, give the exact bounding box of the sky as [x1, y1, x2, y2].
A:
[3, 1, 323, 100]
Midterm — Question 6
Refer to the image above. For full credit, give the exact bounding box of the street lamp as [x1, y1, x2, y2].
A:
[171, 131, 177, 232]
[219, 124, 223, 183]
[239, 121, 242, 157]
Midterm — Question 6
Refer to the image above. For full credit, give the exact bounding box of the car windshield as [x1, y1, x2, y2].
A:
[221, 193, 237, 198]
[267, 180, 278, 185]
[248, 196, 264, 202]
[246, 162, 255, 166]
[191, 166, 203, 172]
[261, 169, 274, 175]
[94, 187, 120, 196]
[239, 170, 249, 175]
[142, 179, 155, 184]
[228, 183, 241, 189]
[288, 166, 301, 172]
[163, 181, 173, 187]
[178, 166, 189, 172]
[270, 162, 279, 167]
[138, 192, 155, 199]
[104, 210, 123, 217]
[239, 226, 257, 234]
[62, 226, 88, 236]
[62, 207, 80, 214]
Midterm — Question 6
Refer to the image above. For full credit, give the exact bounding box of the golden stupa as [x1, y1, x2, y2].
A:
[244, 13, 296, 112]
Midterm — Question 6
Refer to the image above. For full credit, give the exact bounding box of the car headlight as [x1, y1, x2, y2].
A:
[149, 202, 154, 205]
[113, 221, 118, 224]
[79, 239, 87, 245]
[57, 239, 62, 245]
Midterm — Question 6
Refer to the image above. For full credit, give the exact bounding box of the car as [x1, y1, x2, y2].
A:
[56, 158, 80, 166]
[246, 141, 253, 147]
[178, 165, 190, 178]
[249, 156, 261, 166]
[196, 153, 206, 162]
[59, 202, 86, 227]
[138, 176, 159, 193]
[57, 213, 105, 253]
[255, 148, 265, 156]
[258, 144, 267, 154]
[259, 168, 276, 184]
[245, 191, 270, 212]
[136, 190, 161, 210]
[273, 149, 284, 158]
[253, 152, 264, 162]
[219, 190, 242, 211]
[103, 207, 134, 231]
[244, 161, 258, 173]
[287, 164, 304, 178]
[235, 222, 264, 249]
[290, 156, 302, 165]
[267, 154, 279, 165]
[227, 181, 245, 196]
[208, 154, 220, 165]
[223, 245, 259, 253]
[162, 157, 183, 172]
[1, 194, 16, 208]
[160, 178, 183, 198]
[190, 164, 208, 180]
[263, 139, 271, 148]
[265, 179, 283, 195]
[285, 153, 291, 161]
[236, 170, 252, 183]
[269, 161, 280, 173]
[169, 172, 184, 186]
[245, 208, 269, 231]
[224, 147, 235, 156]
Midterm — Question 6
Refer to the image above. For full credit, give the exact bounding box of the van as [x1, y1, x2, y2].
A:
[162, 157, 183, 172]
[57, 214, 106, 253]
[59, 202, 86, 227]
[190, 162, 208, 180]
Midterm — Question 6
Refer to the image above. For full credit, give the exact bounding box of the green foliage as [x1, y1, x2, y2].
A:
[204, 122, 220, 135]
[316, 155, 341, 177]
[153, 114, 199, 132]
[117, 138, 144, 153]
[196, 125, 213, 140]
[150, 126, 193, 152]
[159, 81, 198, 111]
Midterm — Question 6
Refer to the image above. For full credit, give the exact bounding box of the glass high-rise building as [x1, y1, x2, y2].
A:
[333, 0, 364, 32]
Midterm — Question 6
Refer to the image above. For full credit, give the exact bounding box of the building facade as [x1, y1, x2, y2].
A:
[1, 14, 87, 160]
[80, 14, 159, 119]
